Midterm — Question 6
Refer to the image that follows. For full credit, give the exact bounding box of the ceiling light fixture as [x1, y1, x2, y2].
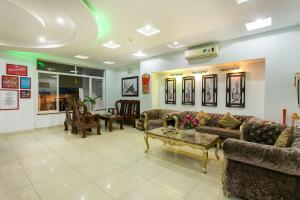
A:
[170, 73, 183, 77]
[102, 41, 120, 49]
[136, 24, 160, 36]
[56, 17, 65, 25]
[167, 41, 185, 49]
[103, 61, 115, 65]
[219, 67, 240, 72]
[38, 37, 45, 42]
[74, 55, 89, 59]
[236, 0, 248, 4]
[192, 70, 207, 75]
[245, 17, 272, 31]
[133, 51, 146, 57]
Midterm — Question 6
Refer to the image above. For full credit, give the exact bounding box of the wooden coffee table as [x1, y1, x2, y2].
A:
[99, 114, 124, 132]
[144, 128, 220, 173]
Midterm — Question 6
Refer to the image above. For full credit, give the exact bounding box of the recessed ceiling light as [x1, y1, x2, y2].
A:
[102, 41, 120, 49]
[136, 24, 160, 36]
[74, 55, 89, 59]
[56, 17, 64, 25]
[103, 61, 115, 65]
[133, 51, 146, 57]
[245, 17, 272, 31]
[167, 41, 185, 49]
[38, 37, 45, 42]
[236, 0, 248, 4]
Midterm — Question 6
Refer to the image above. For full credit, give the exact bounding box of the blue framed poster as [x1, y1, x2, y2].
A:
[20, 77, 31, 89]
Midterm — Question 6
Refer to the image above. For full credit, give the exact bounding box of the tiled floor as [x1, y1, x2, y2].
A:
[0, 124, 236, 200]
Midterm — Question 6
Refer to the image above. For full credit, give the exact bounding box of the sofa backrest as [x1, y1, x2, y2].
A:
[292, 128, 300, 150]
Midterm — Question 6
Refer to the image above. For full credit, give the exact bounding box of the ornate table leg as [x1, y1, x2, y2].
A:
[144, 135, 149, 153]
[215, 140, 220, 160]
[202, 149, 208, 174]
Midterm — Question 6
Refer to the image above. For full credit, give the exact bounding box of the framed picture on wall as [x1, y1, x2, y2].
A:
[182, 76, 195, 105]
[202, 74, 217, 106]
[6, 64, 27, 76]
[226, 72, 245, 108]
[2, 75, 19, 89]
[20, 90, 31, 99]
[0, 89, 19, 110]
[165, 78, 176, 104]
[122, 76, 139, 96]
[20, 77, 31, 89]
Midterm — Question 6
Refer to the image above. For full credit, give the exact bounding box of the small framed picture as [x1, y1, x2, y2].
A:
[182, 76, 195, 105]
[6, 64, 27, 76]
[165, 78, 176, 104]
[20, 77, 31, 89]
[226, 72, 246, 108]
[20, 90, 31, 99]
[2, 75, 19, 89]
[122, 76, 139, 97]
[202, 74, 217, 106]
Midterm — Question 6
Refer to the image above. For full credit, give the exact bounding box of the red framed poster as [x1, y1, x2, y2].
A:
[2, 75, 19, 89]
[20, 90, 31, 99]
[0, 89, 19, 110]
[6, 64, 28, 76]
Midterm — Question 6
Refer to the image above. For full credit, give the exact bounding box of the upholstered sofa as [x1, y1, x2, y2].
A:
[223, 124, 300, 200]
[141, 109, 177, 130]
[169, 111, 252, 140]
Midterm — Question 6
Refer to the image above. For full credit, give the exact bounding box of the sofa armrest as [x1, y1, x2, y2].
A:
[223, 139, 300, 176]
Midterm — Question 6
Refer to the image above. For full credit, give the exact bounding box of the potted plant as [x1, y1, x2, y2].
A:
[83, 96, 101, 111]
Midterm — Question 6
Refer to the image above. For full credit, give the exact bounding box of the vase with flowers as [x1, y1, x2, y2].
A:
[181, 114, 200, 129]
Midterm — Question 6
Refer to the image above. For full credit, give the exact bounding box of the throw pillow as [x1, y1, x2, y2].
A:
[196, 111, 211, 126]
[274, 127, 294, 148]
[218, 112, 242, 129]
[247, 117, 264, 124]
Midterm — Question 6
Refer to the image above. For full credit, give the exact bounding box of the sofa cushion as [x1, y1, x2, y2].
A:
[218, 113, 241, 129]
[196, 111, 211, 125]
[291, 128, 300, 150]
[275, 127, 294, 148]
[148, 119, 163, 130]
[195, 126, 241, 139]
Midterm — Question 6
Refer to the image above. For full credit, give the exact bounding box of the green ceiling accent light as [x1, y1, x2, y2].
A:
[37, 60, 46, 69]
[3, 50, 44, 61]
[82, 0, 112, 42]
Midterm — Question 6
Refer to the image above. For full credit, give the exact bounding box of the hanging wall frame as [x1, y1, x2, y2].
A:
[182, 76, 195, 105]
[226, 72, 245, 108]
[165, 78, 176, 104]
[202, 74, 217, 106]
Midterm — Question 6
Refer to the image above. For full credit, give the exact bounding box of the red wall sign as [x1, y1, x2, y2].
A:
[142, 73, 150, 94]
[6, 64, 28, 76]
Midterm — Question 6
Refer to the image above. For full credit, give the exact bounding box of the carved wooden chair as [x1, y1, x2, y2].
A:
[64, 100, 75, 133]
[73, 102, 101, 138]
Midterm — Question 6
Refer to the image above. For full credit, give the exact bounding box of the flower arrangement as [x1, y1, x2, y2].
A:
[181, 114, 200, 129]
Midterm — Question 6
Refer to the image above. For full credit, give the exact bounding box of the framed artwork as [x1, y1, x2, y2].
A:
[0, 89, 19, 110]
[20, 77, 31, 89]
[202, 74, 217, 106]
[122, 76, 139, 96]
[165, 78, 176, 104]
[142, 73, 150, 94]
[6, 64, 28, 76]
[20, 90, 31, 99]
[2, 75, 19, 89]
[226, 72, 246, 108]
[182, 76, 195, 105]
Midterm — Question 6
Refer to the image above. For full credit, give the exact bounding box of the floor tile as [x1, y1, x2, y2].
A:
[108, 150, 144, 166]
[33, 171, 89, 200]
[0, 171, 30, 194]
[19, 153, 61, 168]
[94, 168, 146, 199]
[0, 185, 40, 200]
[63, 152, 103, 167]
[0, 160, 23, 177]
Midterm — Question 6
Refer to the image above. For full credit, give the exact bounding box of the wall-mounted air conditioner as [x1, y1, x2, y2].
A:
[185, 44, 219, 60]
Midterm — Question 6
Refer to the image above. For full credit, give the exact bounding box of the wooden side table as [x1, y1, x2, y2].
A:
[100, 114, 124, 132]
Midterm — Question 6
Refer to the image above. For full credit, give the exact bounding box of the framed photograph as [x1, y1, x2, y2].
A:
[202, 74, 217, 106]
[20, 90, 31, 99]
[122, 76, 139, 96]
[182, 76, 195, 105]
[165, 78, 176, 104]
[6, 64, 27, 76]
[2, 75, 19, 89]
[0, 89, 19, 110]
[226, 72, 245, 108]
[20, 77, 31, 89]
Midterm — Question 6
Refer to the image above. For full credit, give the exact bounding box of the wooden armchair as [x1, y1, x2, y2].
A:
[64, 100, 75, 133]
[73, 102, 101, 138]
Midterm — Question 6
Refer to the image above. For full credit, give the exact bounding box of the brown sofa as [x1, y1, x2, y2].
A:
[169, 111, 252, 140]
[223, 124, 300, 200]
[141, 109, 177, 130]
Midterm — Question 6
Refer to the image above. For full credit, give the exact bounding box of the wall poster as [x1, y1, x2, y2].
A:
[226, 72, 246, 108]
[2, 75, 19, 89]
[0, 90, 19, 110]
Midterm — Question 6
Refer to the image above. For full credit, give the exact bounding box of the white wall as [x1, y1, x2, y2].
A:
[157, 61, 265, 118]
[140, 25, 300, 124]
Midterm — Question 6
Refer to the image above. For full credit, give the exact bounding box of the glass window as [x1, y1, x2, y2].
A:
[38, 73, 57, 111]
[37, 60, 75, 74]
[77, 67, 104, 77]
[58, 75, 90, 111]
[91, 79, 104, 110]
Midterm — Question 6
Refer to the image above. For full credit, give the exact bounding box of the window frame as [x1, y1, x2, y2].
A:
[37, 68, 106, 114]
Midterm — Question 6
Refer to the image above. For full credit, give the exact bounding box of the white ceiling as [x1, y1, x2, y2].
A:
[1, 0, 300, 68]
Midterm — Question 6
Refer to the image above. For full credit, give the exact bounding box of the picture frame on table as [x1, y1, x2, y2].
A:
[226, 72, 246, 108]
[182, 76, 195, 105]
[20, 77, 31, 89]
[165, 78, 176, 104]
[202, 74, 217, 106]
[2, 75, 19, 89]
[122, 76, 139, 97]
